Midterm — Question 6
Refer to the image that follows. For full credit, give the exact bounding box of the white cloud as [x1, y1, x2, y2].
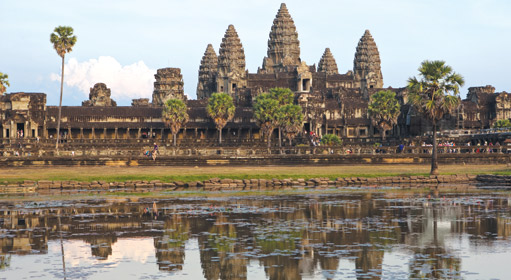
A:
[51, 56, 155, 101]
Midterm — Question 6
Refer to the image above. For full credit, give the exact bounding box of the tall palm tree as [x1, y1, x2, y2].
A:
[407, 60, 464, 175]
[277, 104, 303, 146]
[368, 90, 401, 141]
[162, 98, 189, 146]
[206, 92, 235, 144]
[50, 26, 77, 152]
[0, 72, 9, 95]
[253, 93, 280, 149]
[269, 87, 294, 147]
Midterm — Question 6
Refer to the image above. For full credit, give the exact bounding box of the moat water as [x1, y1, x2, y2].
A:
[1, 191, 511, 279]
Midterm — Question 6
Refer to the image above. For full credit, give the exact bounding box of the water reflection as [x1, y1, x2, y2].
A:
[0, 192, 510, 279]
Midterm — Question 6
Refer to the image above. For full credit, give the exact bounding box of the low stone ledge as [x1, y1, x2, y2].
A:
[0, 174, 487, 193]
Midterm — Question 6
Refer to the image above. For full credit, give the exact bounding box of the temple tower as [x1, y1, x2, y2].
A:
[353, 30, 383, 91]
[216, 24, 247, 96]
[258, 3, 301, 74]
[196, 44, 218, 100]
[152, 68, 185, 106]
[317, 48, 339, 75]
[82, 83, 117, 107]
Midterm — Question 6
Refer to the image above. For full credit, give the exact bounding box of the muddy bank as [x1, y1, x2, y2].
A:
[0, 174, 482, 193]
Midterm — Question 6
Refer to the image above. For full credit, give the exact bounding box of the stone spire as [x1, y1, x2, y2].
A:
[152, 68, 185, 106]
[317, 48, 339, 75]
[196, 44, 218, 100]
[216, 24, 247, 95]
[259, 3, 301, 74]
[217, 24, 246, 78]
[353, 30, 383, 90]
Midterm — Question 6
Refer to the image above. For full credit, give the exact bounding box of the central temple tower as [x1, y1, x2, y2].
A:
[258, 3, 301, 74]
[216, 24, 247, 96]
[353, 30, 383, 91]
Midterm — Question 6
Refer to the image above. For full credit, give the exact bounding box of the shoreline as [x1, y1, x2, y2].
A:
[1, 164, 511, 183]
[0, 174, 490, 195]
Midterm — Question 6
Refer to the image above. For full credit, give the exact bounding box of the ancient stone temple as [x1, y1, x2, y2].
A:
[152, 68, 185, 106]
[353, 30, 384, 91]
[216, 25, 247, 96]
[258, 3, 301, 74]
[0, 3, 508, 145]
[317, 48, 339, 75]
[82, 83, 117, 107]
[196, 44, 218, 100]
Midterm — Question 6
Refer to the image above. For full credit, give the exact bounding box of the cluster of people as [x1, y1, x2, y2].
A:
[473, 141, 501, 153]
[143, 142, 159, 160]
[142, 132, 157, 139]
[439, 142, 458, 153]
[16, 130, 24, 138]
[307, 131, 321, 146]
[439, 141, 456, 147]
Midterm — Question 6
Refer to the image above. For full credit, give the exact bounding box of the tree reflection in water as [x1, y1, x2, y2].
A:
[0, 193, 510, 279]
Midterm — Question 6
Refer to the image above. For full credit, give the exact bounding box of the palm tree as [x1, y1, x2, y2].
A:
[206, 92, 235, 144]
[162, 98, 189, 146]
[368, 90, 401, 141]
[0, 72, 9, 95]
[277, 104, 303, 146]
[269, 87, 294, 147]
[407, 60, 464, 175]
[50, 26, 77, 152]
[253, 93, 280, 149]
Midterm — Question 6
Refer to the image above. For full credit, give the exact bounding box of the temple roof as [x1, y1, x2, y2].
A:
[317, 48, 339, 75]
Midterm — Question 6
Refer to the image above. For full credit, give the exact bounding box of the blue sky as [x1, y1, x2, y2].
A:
[1, 0, 511, 106]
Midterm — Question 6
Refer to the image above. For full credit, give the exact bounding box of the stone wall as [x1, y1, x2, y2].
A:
[0, 174, 478, 194]
[0, 152, 510, 167]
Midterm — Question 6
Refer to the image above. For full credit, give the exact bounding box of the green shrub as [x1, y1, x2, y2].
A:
[321, 134, 342, 146]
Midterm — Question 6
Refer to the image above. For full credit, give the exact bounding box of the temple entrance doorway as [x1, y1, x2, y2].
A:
[304, 123, 310, 133]
[17, 123, 25, 138]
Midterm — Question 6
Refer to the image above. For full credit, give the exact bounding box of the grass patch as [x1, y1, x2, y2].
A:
[1, 164, 510, 184]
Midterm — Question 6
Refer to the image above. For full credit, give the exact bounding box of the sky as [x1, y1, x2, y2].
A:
[1, 0, 511, 106]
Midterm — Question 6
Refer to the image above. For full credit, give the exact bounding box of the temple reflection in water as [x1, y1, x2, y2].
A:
[0, 193, 510, 279]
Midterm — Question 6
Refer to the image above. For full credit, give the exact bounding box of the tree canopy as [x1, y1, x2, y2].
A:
[269, 87, 294, 106]
[206, 92, 235, 144]
[0, 72, 9, 95]
[407, 60, 463, 123]
[368, 90, 401, 141]
[163, 98, 189, 146]
[50, 26, 77, 58]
